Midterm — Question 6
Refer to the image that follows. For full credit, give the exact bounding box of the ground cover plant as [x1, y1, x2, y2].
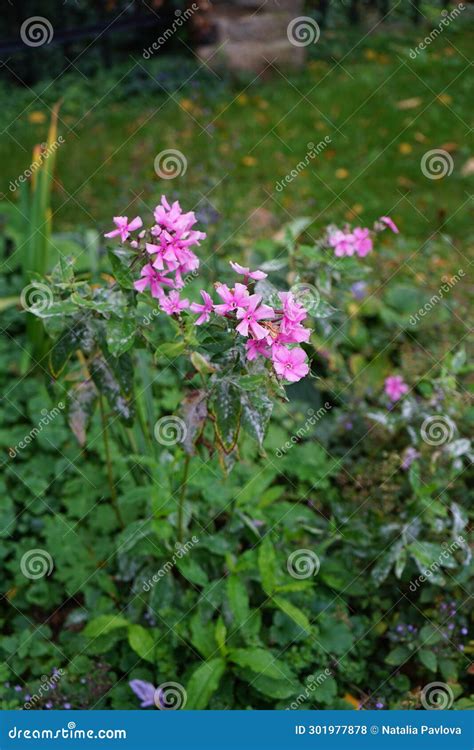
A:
[0, 9, 473, 713]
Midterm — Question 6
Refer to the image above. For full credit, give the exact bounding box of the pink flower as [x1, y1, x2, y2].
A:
[384, 375, 409, 402]
[352, 227, 373, 257]
[229, 261, 267, 281]
[105, 216, 143, 243]
[134, 264, 174, 299]
[160, 291, 190, 316]
[276, 325, 310, 344]
[190, 290, 213, 325]
[246, 338, 272, 361]
[235, 294, 274, 339]
[214, 283, 250, 315]
[272, 345, 309, 383]
[380, 216, 399, 234]
[328, 230, 355, 257]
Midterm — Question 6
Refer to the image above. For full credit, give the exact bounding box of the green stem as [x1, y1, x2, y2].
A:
[177, 454, 191, 543]
[99, 395, 124, 529]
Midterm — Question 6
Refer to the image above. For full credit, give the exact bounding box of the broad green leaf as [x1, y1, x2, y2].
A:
[419, 649, 437, 672]
[128, 624, 155, 663]
[240, 390, 272, 449]
[385, 645, 411, 666]
[185, 658, 226, 709]
[176, 556, 208, 587]
[229, 648, 291, 681]
[106, 317, 136, 357]
[272, 595, 311, 633]
[227, 575, 250, 628]
[83, 614, 129, 638]
[209, 380, 241, 452]
[215, 616, 227, 655]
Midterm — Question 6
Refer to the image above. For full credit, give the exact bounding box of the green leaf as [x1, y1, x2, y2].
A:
[240, 390, 272, 449]
[419, 624, 443, 646]
[385, 645, 411, 666]
[128, 624, 155, 663]
[185, 658, 226, 709]
[227, 575, 250, 629]
[419, 649, 437, 672]
[176, 556, 208, 587]
[215, 616, 227, 655]
[250, 674, 299, 700]
[83, 614, 129, 638]
[439, 657, 457, 681]
[90, 354, 134, 425]
[258, 537, 277, 596]
[238, 374, 267, 391]
[209, 380, 241, 452]
[106, 317, 136, 357]
[272, 596, 311, 633]
[229, 648, 291, 681]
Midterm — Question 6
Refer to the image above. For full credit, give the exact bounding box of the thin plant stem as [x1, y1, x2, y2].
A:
[99, 395, 124, 529]
[177, 453, 191, 543]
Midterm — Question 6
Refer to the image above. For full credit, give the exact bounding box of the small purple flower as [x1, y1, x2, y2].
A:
[129, 679, 157, 708]
[14, 685, 22, 692]
[45, 701, 53, 709]
[64, 703, 72, 709]
[401, 446, 420, 470]
[461, 627, 468, 635]
[376, 701, 384, 709]
[350, 281, 367, 300]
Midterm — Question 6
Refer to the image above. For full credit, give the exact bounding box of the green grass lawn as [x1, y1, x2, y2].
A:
[1, 23, 472, 245]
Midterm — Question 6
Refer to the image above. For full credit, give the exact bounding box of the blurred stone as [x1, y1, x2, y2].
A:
[198, 39, 305, 73]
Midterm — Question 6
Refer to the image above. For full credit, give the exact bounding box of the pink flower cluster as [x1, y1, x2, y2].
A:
[191, 265, 310, 383]
[105, 199, 310, 383]
[328, 216, 399, 258]
[105, 196, 206, 310]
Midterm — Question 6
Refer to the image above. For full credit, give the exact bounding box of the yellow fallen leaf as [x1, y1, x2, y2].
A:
[242, 156, 257, 167]
[351, 203, 364, 215]
[364, 49, 377, 60]
[28, 111, 46, 124]
[335, 168, 349, 179]
[180, 98, 194, 112]
[414, 132, 426, 142]
[437, 93, 452, 105]
[461, 157, 474, 176]
[237, 94, 249, 105]
[344, 693, 360, 709]
[399, 143, 413, 155]
[396, 97, 422, 110]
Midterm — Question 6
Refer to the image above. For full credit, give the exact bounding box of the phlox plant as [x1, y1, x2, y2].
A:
[29, 196, 395, 540]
